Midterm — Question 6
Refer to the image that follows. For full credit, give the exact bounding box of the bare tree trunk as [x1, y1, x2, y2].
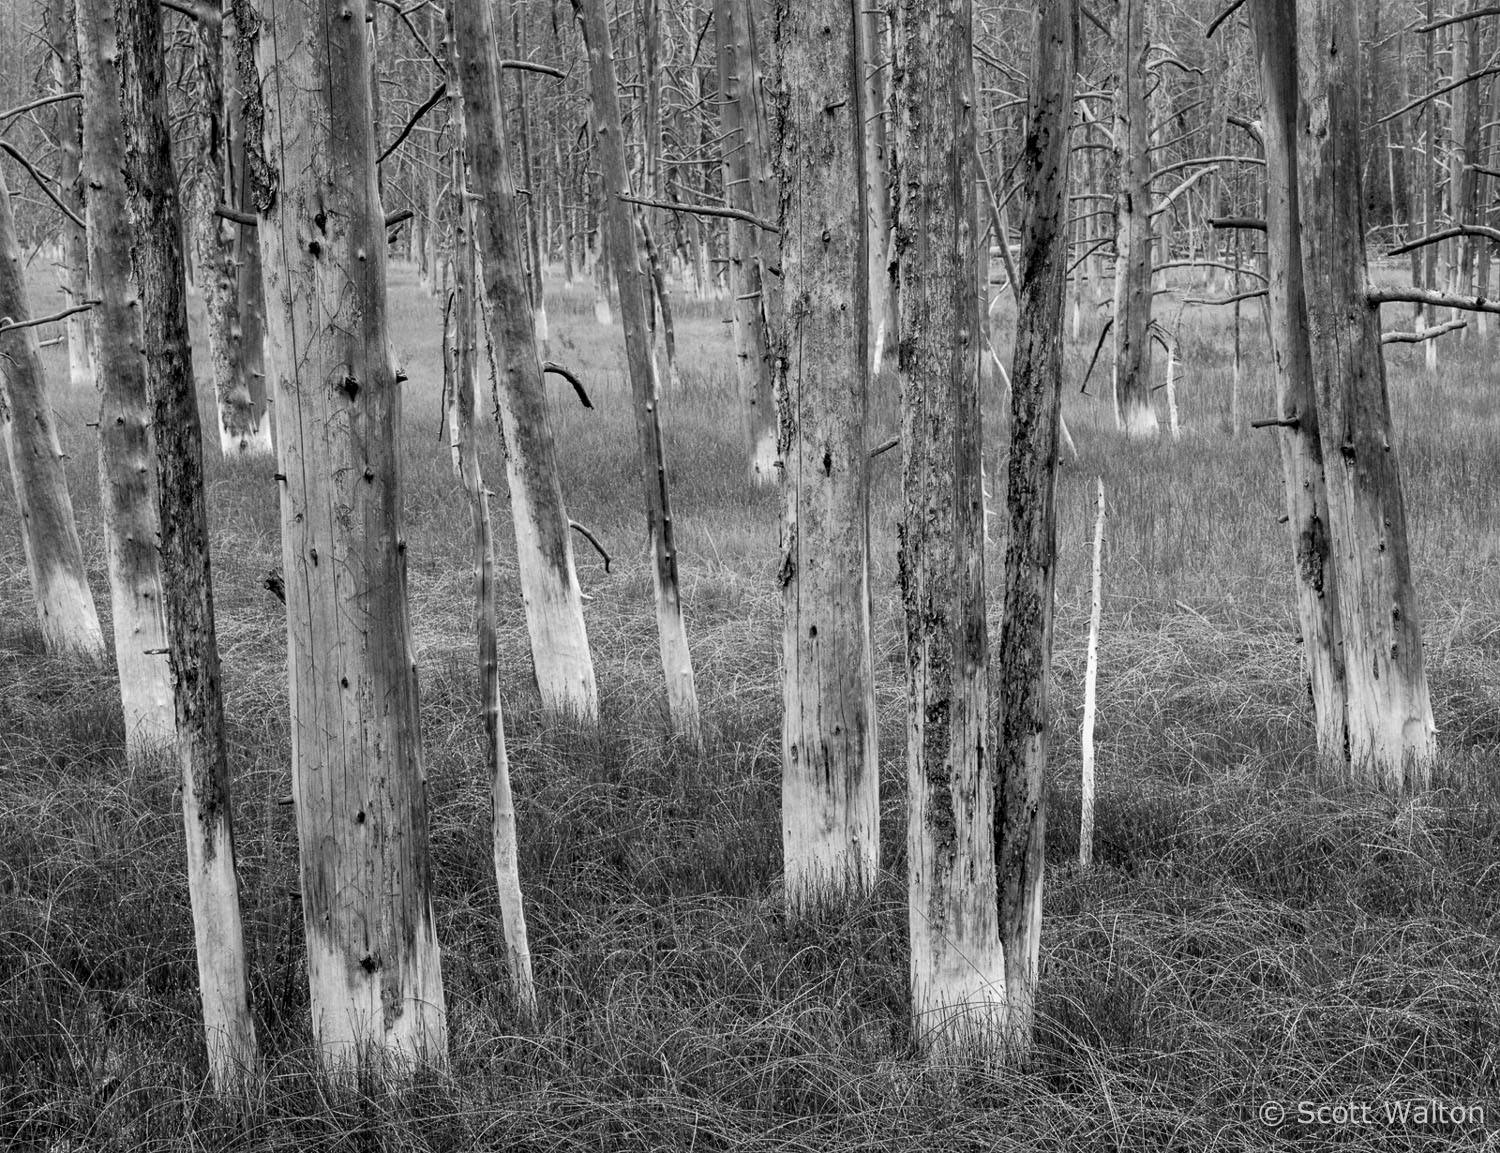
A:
[80, 0, 260, 1090]
[445, 4, 536, 1020]
[769, 0, 879, 914]
[1112, 0, 1157, 436]
[1250, 0, 1348, 768]
[253, 0, 448, 1076]
[716, 0, 776, 484]
[47, 0, 93, 391]
[454, 0, 599, 724]
[860, 4, 895, 377]
[894, 0, 1001, 1052]
[186, 17, 265, 457]
[1294, 0, 1435, 789]
[995, 0, 1076, 1061]
[0, 168, 105, 658]
[77, 0, 175, 758]
[574, 0, 701, 745]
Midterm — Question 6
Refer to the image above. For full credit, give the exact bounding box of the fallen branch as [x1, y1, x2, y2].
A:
[1209, 215, 1266, 231]
[1387, 223, 1500, 257]
[1205, 0, 1247, 38]
[568, 521, 611, 572]
[0, 141, 84, 231]
[378, 83, 447, 165]
[618, 192, 779, 234]
[0, 301, 95, 336]
[1184, 288, 1268, 307]
[542, 361, 592, 408]
[1367, 286, 1500, 314]
[0, 91, 81, 125]
[218, 204, 414, 229]
[1381, 318, 1468, 344]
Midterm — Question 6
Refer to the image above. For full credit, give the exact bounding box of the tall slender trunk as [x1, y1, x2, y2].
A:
[769, 0, 879, 913]
[861, 6, 895, 377]
[995, 0, 1076, 1059]
[80, 0, 259, 1089]
[574, 0, 701, 745]
[445, 3, 536, 1020]
[77, 0, 175, 757]
[716, 0, 775, 483]
[1250, 0, 1347, 768]
[48, 0, 93, 391]
[1294, 0, 1435, 789]
[1112, 0, 1157, 436]
[456, 0, 598, 723]
[253, 0, 448, 1075]
[0, 168, 105, 658]
[894, 0, 999, 1052]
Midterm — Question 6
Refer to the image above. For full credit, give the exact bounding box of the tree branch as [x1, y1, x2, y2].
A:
[159, 0, 221, 25]
[1210, 215, 1267, 231]
[500, 59, 566, 80]
[1382, 318, 1468, 343]
[0, 142, 84, 231]
[1375, 64, 1500, 126]
[218, 203, 413, 229]
[1368, 286, 1500, 314]
[869, 436, 899, 460]
[378, 83, 446, 165]
[542, 361, 592, 408]
[1184, 288, 1268, 306]
[1151, 165, 1217, 216]
[0, 301, 95, 336]
[1410, 4, 1500, 34]
[1205, 0, 1247, 38]
[1387, 223, 1500, 257]
[617, 192, 779, 233]
[0, 91, 81, 125]
[568, 521, 611, 572]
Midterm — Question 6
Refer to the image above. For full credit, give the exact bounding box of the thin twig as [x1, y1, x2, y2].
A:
[378, 84, 447, 165]
[868, 436, 899, 460]
[568, 521, 611, 573]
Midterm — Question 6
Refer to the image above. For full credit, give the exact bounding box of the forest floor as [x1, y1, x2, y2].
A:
[4, 260, 1500, 1151]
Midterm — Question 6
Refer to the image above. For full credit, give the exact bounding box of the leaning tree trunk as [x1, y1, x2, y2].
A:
[995, 0, 1076, 1061]
[771, 0, 880, 914]
[47, 0, 93, 392]
[716, 0, 776, 484]
[253, 0, 448, 1076]
[894, 0, 1001, 1051]
[0, 167, 105, 658]
[444, 3, 536, 1020]
[453, 0, 598, 723]
[77, 0, 175, 757]
[1250, 0, 1348, 768]
[1112, 0, 1157, 437]
[114, 0, 259, 1088]
[1294, 0, 1435, 789]
[574, 0, 701, 745]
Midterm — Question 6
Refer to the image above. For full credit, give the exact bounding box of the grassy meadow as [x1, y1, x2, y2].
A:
[3, 255, 1500, 1151]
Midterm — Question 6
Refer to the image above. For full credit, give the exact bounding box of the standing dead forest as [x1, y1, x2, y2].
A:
[4, 0, 1500, 1147]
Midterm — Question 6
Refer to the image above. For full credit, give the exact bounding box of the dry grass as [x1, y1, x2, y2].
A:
[2, 261, 1499, 1150]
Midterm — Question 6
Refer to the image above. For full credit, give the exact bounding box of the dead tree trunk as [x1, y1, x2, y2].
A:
[253, 0, 448, 1075]
[0, 167, 105, 658]
[47, 0, 92, 391]
[1250, 0, 1348, 768]
[77, 0, 175, 757]
[716, 0, 776, 484]
[1112, 0, 1158, 436]
[454, 0, 599, 724]
[894, 0, 1001, 1050]
[444, 2, 536, 1020]
[995, 0, 1076, 1060]
[574, 0, 701, 745]
[1294, 0, 1435, 789]
[769, 0, 880, 914]
[81, 0, 260, 1089]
